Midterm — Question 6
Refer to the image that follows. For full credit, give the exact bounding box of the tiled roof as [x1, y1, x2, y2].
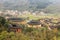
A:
[27, 20, 41, 25]
[7, 18, 25, 22]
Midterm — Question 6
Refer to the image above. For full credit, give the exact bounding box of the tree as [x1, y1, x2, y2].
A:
[0, 16, 8, 32]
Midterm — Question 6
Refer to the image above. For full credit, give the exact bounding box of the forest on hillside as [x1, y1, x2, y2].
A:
[0, 0, 60, 14]
[0, 0, 53, 11]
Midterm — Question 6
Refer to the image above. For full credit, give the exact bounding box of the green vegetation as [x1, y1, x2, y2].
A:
[0, 16, 60, 40]
[0, 27, 58, 40]
[0, 16, 9, 32]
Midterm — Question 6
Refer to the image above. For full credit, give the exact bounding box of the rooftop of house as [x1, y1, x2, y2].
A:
[8, 24, 23, 29]
[27, 20, 41, 25]
[7, 18, 25, 22]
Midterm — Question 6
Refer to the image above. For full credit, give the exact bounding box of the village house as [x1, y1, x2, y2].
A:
[8, 24, 22, 33]
[38, 18, 55, 30]
[7, 18, 26, 24]
[27, 20, 41, 28]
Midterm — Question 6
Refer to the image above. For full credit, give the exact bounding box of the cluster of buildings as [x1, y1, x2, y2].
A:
[0, 10, 59, 33]
[7, 17, 41, 33]
[0, 10, 45, 18]
[0, 10, 21, 17]
[6, 17, 60, 33]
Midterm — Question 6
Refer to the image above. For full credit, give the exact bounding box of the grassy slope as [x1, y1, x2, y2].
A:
[20, 13, 60, 20]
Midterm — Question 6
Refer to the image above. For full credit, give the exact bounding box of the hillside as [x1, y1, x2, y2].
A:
[0, 0, 60, 14]
[0, 0, 52, 11]
[43, 0, 60, 14]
